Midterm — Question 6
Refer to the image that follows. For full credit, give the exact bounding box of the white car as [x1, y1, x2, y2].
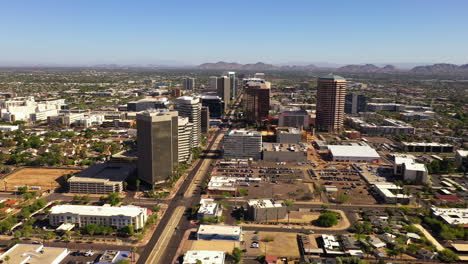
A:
[84, 250, 94, 257]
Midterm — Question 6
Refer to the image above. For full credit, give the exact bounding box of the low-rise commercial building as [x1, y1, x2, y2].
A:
[49, 205, 148, 229]
[327, 145, 380, 163]
[374, 184, 413, 204]
[197, 225, 242, 241]
[247, 199, 287, 221]
[276, 127, 302, 143]
[401, 142, 454, 153]
[278, 110, 311, 129]
[223, 130, 262, 160]
[183, 250, 225, 264]
[394, 156, 429, 185]
[68, 163, 135, 194]
[262, 143, 307, 162]
[347, 117, 415, 135]
[431, 207, 468, 226]
[456, 150, 468, 166]
[0, 244, 69, 264]
[197, 199, 222, 220]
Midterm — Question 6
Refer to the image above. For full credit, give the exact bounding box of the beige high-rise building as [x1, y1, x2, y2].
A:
[316, 74, 347, 132]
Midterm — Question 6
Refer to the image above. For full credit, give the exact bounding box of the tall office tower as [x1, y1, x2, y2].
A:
[217, 76, 231, 111]
[201, 95, 224, 118]
[182, 77, 195, 90]
[223, 71, 237, 99]
[177, 117, 192, 163]
[201, 106, 210, 134]
[175, 96, 201, 147]
[345, 93, 367, 115]
[316, 74, 347, 132]
[209, 76, 218, 91]
[243, 81, 270, 123]
[137, 111, 178, 187]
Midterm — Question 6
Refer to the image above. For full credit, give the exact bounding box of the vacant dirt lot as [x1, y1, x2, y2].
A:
[0, 168, 80, 192]
[244, 231, 300, 258]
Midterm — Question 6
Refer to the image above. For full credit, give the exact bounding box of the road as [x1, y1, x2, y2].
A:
[136, 128, 224, 264]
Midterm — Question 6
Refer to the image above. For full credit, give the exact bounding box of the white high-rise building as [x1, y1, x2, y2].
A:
[223, 130, 262, 160]
[175, 96, 201, 147]
[178, 117, 193, 163]
[223, 71, 236, 100]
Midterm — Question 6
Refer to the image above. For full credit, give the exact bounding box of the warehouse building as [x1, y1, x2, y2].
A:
[327, 145, 380, 163]
[49, 205, 148, 229]
[197, 225, 242, 241]
[68, 163, 135, 194]
[247, 199, 287, 221]
[262, 143, 307, 162]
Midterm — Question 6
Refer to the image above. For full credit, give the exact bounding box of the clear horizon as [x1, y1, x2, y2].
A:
[1, 0, 468, 66]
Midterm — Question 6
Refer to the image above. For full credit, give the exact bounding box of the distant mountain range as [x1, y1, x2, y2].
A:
[196, 61, 468, 75]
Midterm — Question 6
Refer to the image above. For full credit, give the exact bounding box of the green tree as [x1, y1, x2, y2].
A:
[232, 247, 242, 263]
[316, 211, 338, 227]
[438, 249, 459, 263]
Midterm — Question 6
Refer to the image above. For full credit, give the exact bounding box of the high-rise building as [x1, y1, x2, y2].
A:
[223, 71, 237, 100]
[345, 93, 367, 115]
[177, 117, 192, 163]
[209, 76, 218, 91]
[172, 88, 183, 98]
[223, 130, 262, 160]
[182, 77, 195, 90]
[137, 111, 178, 186]
[201, 106, 210, 134]
[201, 95, 224, 118]
[278, 110, 311, 129]
[217, 76, 231, 111]
[316, 74, 347, 132]
[175, 96, 201, 147]
[243, 80, 270, 123]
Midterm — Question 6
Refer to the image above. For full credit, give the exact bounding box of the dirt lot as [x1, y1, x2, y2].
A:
[244, 231, 300, 258]
[0, 168, 80, 192]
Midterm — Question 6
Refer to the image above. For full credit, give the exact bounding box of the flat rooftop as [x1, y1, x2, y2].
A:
[198, 225, 241, 236]
[327, 145, 380, 158]
[0, 244, 68, 264]
[68, 163, 135, 183]
[183, 250, 225, 264]
[226, 129, 261, 137]
[247, 199, 284, 208]
[262, 143, 306, 152]
[50, 205, 146, 217]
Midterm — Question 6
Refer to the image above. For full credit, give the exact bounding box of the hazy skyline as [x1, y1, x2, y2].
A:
[2, 0, 468, 66]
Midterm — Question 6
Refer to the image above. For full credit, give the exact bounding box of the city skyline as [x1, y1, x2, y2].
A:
[1, 0, 468, 66]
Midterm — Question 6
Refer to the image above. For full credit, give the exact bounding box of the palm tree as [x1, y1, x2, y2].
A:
[261, 236, 275, 256]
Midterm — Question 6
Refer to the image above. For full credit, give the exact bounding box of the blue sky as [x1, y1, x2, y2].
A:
[1, 0, 468, 66]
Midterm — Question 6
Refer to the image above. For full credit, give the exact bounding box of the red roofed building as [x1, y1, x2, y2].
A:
[435, 194, 464, 205]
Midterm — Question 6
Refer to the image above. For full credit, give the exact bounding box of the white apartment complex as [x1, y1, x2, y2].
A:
[0, 97, 65, 122]
[176, 96, 201, 147]
[178, 116, 193, 163]
[49, 205, 148, 229]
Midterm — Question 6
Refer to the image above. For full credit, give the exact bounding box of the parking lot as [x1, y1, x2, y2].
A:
[309, 163, 377, 205]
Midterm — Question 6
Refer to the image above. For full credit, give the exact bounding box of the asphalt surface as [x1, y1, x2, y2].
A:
[136, 128, 223, 264]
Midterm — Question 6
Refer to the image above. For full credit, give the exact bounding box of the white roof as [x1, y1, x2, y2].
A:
[198, 199, 219, 215]
[328, 145, 380, 159]
[374, 184, 412, 199]
[431, 207, 468, 225]
[50, 205, 146, 217]
[183, 250, 225, 264]
[247, 199, 284, 208]
[198, 225, 241, 236]
[457, 150, 468, 157]
[404, 162, 427, 172]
